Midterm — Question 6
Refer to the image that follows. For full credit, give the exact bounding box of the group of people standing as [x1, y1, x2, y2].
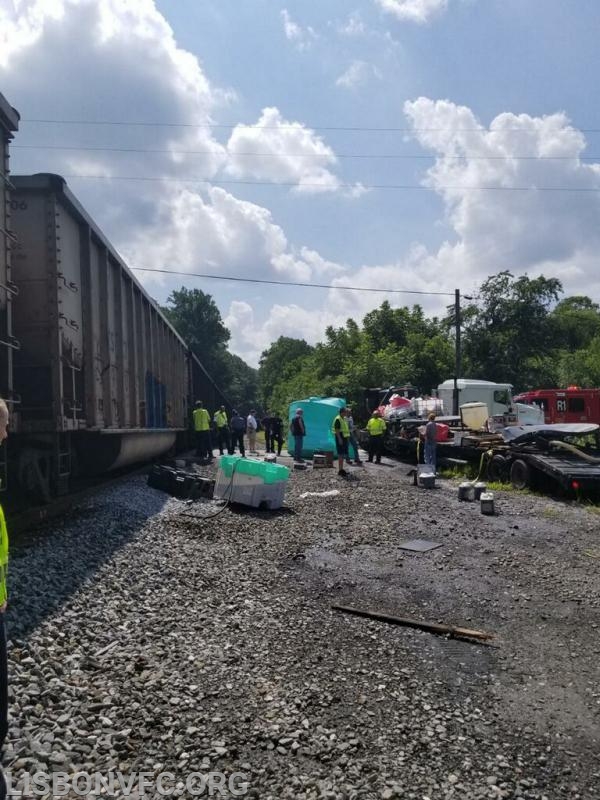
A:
[292, 404, 379, 477]
[192, 402, 284, 460]
[191, 400, 436, 476]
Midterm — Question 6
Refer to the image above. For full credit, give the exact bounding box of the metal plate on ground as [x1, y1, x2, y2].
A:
[398, 538, 442, 552]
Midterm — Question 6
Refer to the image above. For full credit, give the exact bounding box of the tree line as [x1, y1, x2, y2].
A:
[162, 272, 600, 422]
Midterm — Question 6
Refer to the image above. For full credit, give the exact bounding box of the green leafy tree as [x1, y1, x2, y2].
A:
[459, 272, 562, 390]
[222, 352, 259, 412]
[362, 301, 414, 348]
[549, 296, 600, 353]
[268, 353, 325, 413]
[162, 287, 230, 379]
[264, 304, 455, 418]
[258, 337, 314, 409]
[162, 286, 257, 407]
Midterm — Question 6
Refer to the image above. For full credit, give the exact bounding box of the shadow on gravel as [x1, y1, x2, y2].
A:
[6, 479, 169, 640]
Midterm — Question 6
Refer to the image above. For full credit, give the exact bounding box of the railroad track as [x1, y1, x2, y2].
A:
[7, 463, 153, 540]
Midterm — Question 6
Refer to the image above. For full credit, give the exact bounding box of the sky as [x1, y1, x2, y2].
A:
[2, 0, 600, 367]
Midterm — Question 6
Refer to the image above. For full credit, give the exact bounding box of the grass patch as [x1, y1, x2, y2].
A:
[437, 467, 466, 480]
[485, 480, 516, 492]
[438, 464, 477, 480]
[542, 505, 562, 518]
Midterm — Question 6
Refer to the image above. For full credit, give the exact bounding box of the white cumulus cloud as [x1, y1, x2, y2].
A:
[225, 107, 340, 193]
[403, 97, 600, 293]
[375, 0, 448, 24]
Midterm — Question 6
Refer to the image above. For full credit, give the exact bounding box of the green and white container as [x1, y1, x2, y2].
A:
[214, 455, 290, 509]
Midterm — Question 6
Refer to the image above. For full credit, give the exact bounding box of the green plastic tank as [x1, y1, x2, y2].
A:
[287, 397, 345, 458]
[218, 455, 290, 484]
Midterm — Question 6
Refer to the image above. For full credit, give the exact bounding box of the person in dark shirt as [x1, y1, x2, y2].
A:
[270, 414, 284, 456]
[262, 412, 274, 453]
[230, 410, 246, 457]
[289, 409, 306, 461]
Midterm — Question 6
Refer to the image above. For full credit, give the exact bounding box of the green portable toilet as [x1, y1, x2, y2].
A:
[287, 397, 345, 458]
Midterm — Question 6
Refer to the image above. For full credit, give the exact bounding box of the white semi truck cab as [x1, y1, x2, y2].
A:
[437, 379, 513, 417]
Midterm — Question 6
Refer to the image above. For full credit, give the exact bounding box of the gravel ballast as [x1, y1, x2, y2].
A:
[5, 455, 600, 799]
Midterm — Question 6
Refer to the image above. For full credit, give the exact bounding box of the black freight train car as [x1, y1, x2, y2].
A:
[8, 173, 195, 501]
[0, 93, 20, 494]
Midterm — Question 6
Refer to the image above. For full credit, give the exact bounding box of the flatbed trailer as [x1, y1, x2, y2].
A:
[359, 419, 600, 498]
[483, 424, 600, 496]
[486, 445, 600, 495]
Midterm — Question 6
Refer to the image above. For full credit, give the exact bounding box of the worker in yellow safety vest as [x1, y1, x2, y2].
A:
[332, 407, 351, 477]
[366, 409, 387, 464]
[192, 400, 212, 460]
[0, 398, 10, 800]
[213, 405, 231, 456]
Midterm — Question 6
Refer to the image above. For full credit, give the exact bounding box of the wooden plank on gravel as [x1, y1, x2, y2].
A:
[332, 604, 494, 642]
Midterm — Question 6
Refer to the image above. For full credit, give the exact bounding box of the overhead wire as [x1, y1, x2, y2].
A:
[20, 117, 600, 134]
[14, 125, 600, 193]
[12, 143, 600, 161]
[52, 174, 600, 193]
[128, 267, 458, 296]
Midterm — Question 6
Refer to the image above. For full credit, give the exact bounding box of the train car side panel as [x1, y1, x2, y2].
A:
[55, 200, 85, 429]
[11, 190, 57, 430]
[0, 93, 19, 494]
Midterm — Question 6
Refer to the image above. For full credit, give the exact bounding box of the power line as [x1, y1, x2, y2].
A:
[21, 117, 600, 134]
[58, 173, 600, 193]
[129, 266, 456, 296]
[12, 143, 600, 161]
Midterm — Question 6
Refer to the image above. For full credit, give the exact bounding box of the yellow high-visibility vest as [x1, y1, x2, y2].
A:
[367, 416, 386, 435]
[214, 411, 228, 428]
[193, 408, 210, 431]
[331, 414, 350, 438]
[0, 504, 8, 606]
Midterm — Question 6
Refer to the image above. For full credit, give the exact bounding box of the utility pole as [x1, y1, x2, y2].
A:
[453, 289, 461, 416]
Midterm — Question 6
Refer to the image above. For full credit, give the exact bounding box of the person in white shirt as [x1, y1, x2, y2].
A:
[346, 405, 363, 465]
[424, 413, 438, 473]
[246, 410, 258, 453]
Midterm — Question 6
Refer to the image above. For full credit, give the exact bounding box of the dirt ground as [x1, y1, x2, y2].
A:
[269, 456, 600, 796]
[289, 461, 600, 741]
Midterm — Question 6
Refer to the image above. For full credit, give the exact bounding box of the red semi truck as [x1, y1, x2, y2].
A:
[513, 387, 600, 425]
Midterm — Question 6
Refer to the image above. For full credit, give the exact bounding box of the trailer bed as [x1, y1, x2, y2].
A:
[507, 449, 600, 490]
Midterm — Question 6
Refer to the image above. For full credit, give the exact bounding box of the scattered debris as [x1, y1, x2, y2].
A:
[299, 490, 340, 499]
[398, 539, 442, 553]
[332, 604, 494, 642]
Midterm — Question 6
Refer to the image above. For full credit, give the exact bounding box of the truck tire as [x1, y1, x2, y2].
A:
[487, 454, 507, 482]
[510, 459, 531, 490]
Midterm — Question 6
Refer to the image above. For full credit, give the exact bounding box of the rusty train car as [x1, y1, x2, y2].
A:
[0, 91, 229, 503]
[0, 93, 20, 494]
